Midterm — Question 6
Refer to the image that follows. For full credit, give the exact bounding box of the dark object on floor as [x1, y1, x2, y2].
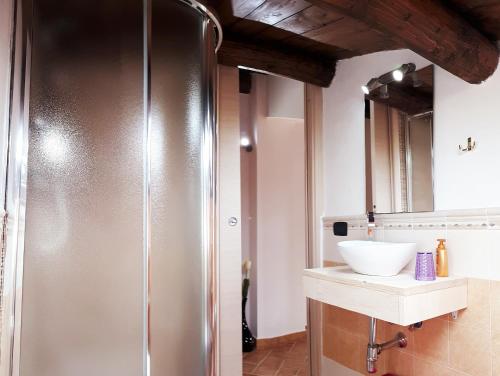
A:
[333, 221, 348, 236]
[242, 296, 256, 352]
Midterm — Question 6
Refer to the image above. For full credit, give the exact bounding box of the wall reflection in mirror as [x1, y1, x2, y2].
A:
[364, 65, 434, 213]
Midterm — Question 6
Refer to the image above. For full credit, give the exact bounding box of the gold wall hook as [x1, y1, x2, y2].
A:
[459, 137, 476, 152]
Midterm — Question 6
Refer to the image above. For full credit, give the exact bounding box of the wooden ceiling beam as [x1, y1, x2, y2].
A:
[218, 36, 336, 87]
[307, 0, 499, 84]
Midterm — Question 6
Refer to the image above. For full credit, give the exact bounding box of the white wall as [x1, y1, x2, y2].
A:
[323, 49, 500, 216]
[434, 68, 500, 210]
[267, 74, 304, 119]
[242, 74, 307, 339]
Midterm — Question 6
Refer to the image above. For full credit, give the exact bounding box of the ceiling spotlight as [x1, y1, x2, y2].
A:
[361, 78, 379, 95]
[240, 136, 253, 152]
[392, 69, 404, 82]
[392, 63, 416, 82]
[380, 85, 389, 99]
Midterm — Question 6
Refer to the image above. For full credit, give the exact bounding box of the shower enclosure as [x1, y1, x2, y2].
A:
[0, 0, 221, 375]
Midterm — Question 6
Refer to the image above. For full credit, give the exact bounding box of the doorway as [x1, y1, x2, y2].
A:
[239, 71, 308, 376]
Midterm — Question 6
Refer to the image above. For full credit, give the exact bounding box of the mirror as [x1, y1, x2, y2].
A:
[365, 65, 434, 213]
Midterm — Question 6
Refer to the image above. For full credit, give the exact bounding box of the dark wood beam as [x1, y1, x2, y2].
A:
[239, 69, 252, 94]
[218, 37, 336, 87]
[307, 0, 499, 84]
[367, 86, 432, 116]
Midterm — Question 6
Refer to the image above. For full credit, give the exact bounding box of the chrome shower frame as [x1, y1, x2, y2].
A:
[0, 0, 32, 374]
[0, 1, 223, 375]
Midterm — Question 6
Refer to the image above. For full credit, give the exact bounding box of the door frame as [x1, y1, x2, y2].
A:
[217, 65, 243, 376]
[305, 84, 324, 376]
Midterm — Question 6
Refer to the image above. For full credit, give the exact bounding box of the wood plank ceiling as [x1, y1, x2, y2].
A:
[205, 0, 500, 88]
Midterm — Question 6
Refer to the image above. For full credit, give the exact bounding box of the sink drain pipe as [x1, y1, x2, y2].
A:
[367, 317, 408, 373]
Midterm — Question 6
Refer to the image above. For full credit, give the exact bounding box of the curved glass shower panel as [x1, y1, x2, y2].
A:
[149, 1, 216, 375]
[11, 0, 218, 375]
[19, 0, 144, 375]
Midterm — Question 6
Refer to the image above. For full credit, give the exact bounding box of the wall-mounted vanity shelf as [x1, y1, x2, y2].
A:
[303, 266, 467, 325]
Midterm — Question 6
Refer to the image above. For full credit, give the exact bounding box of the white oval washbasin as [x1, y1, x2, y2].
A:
[338, 240, 417, 277]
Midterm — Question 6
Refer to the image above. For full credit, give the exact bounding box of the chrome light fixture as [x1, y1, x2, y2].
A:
[362, 63, 416, 96]
[361, 78, 380, 95]
[411, 71, 422, 87]
[379, 85, 389, 99]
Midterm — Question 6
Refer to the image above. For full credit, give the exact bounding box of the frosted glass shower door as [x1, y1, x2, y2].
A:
[149, 1, 215, 375]
[19, 0, 145, 375]
[12, 0, 218, 375]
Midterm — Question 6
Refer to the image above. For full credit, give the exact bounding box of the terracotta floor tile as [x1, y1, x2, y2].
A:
[281, 357, 307, 369]
[289, 341, 307, 354]
[244, 361, 257, 374]
[276, 367, 299, 376]
[244, 349, 271, 364]
[252, 355, 284, 375]
[243, 337, 308, 375]
[269, 345, 294, 358]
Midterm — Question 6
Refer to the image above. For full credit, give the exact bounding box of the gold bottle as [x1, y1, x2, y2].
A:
[436, 239, 448, 277]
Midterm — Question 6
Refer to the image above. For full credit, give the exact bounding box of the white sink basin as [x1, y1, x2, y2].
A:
[338, 240, 417, 277]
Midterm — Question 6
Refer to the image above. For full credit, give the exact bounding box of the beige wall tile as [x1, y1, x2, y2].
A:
[386, 322, 414, 353]
[386, 350, 414, 376]
[323, 325, 362, 371]
[321, 259, 498, 376]
[413, 357, 462, 376]
[323, 324, 335, 359]
[413, 317, 449, 364]
[451, 278, 491, 330]
[492, 332, 500, 376]
[491, 282, 500, 376]
[326, 305, 366, 336]
[491, 281, 500, 335]
[449, 321, 492, 375]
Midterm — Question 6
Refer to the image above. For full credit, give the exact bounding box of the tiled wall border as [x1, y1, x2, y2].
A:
[323, 207, 500, 231]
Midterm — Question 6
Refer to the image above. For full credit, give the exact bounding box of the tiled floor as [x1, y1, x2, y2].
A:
[243, 337, 308, 376]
